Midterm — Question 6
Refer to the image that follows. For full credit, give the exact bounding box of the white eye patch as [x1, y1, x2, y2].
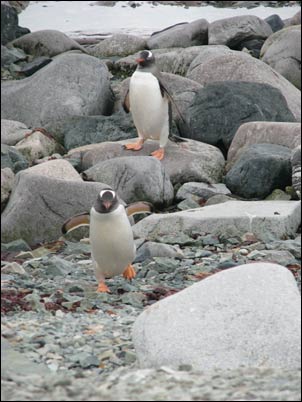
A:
[100, 189, 115, 198]
[146, 50, 153, 59]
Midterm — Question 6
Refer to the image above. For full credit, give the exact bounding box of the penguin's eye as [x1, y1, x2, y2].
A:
[146, 51, 153, 59]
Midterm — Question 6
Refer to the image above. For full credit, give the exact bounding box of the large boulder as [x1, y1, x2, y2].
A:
[1, 2, 29, 45]
[283, 9, 301, 27]
[186, 48, 301, 121]
[90, 33, 146, 57]
[227, 122, 301, 171]
[132, 200, 301, 242]
[291, 146, 301, 200]
[184, 81, 296, 154]
[147, 19, 208, 49]
[10, 29, 87, 57]
[133, 263, 301, 370]
[1, 167, 15, 212]
[260, 26, 301, 89]
[83, 156, 174, 207]
[66, 138, 225, 186]
[225, 144, 292, 199]
[1, 53, 114, 129]
[1, 119, 29, 146]
[1, 160, 108, 245]
[208, 15, 272, 50]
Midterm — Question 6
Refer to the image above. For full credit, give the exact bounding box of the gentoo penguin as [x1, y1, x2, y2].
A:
[122, 50, 186, 161]
[62, 189, 152, 293]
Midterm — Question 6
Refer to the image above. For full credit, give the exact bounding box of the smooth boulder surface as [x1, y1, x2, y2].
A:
[291, 146, 301, 199]
[147, 19, 208, 49]
[225, 144, 292, 199]
[133, 201, 301, 242]
[66, 138, 225, 186]
[90, 33, 146, 57]
[184, 82, 296, 154]
[1, 119, 29, 146]
[83, 156, 174, 207]
[10, 29, 87, 57]
[186, 48, 301, 121]
[227, 122, 301, 171]
[1, 167, 108, 245]
[1, 168, 15, 212]
[133, 263, 301, 370]
[1, 53, 114, 129]
[260, 26, 301, 89]
[208, 15, 272, 48]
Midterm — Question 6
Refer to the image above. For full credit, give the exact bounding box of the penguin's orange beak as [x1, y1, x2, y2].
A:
[136, 57, 145, 64]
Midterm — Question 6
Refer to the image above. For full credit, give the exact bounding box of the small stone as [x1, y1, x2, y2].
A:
[55, 310, 64, 318]
[1, 239, 31, 252]
[239, 249, 249, 256]
[153, 257, 180, 273]
[248, 250, 266, 260]
[1, 262, 27, 275]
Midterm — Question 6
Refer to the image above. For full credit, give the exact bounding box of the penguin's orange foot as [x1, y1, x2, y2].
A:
[96, 281, 111, 293]
[123, 264, 136, 280]
[151, 148, 165, 160]
[123, 140, 144, 151]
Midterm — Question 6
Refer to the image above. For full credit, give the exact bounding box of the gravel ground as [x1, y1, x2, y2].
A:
[1, 232, 301, 401]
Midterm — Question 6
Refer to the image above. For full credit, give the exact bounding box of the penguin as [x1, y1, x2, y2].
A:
[122, 50, 186, 161]
[62, 189, 153, 293]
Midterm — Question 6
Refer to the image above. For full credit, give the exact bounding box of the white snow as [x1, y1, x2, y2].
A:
[19, 1, 300, 39]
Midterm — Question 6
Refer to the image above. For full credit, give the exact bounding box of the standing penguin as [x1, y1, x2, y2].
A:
[122, 50, 185, 161]
[62, 189, 152, 292]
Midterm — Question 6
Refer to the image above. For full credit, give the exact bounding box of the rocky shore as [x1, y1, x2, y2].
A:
[1, 1, 301, 401]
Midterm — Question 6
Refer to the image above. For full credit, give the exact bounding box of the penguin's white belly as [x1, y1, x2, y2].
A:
[90, 206, 135, 279]
[129, 71, 169, 140]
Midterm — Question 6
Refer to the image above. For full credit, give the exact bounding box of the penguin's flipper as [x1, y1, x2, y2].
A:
[62, 212, 90, 234]
[125, 201, 154, 217]
[122, 88, 130, 113]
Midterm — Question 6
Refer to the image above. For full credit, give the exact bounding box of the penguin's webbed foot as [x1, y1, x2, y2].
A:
[123, 264, 136, 280]
[123, 140, 144, 151]
[151, 148, 165, 161]
[96, 281, 111, 293]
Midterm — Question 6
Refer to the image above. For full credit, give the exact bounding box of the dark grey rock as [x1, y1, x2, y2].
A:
[147, 19, 209, 49]
[1, 53, 114, 129]
[83, 156, 174, 207]
[176, 182, 231, 201]
[1, 3, 30, 45]
[238, 38, 265, 58]
[46, 111, 136, 150]
[1, 45, 27, 67]
[184, 82, 296, 154]
[225, 144, 292, 199]
[11, 29, 87, 57]
[20, 56, 52, 76]
[265, 14, 285, 33]
[1, 144, 29, 173]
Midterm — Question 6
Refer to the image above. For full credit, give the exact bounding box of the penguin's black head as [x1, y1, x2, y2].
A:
[136, 50, 155, 68]
[95, 189, 118, 213]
